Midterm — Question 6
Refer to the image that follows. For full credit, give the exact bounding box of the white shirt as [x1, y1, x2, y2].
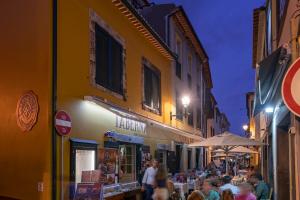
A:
[220, 183, 240, 195]
[142, 166, 157, 185]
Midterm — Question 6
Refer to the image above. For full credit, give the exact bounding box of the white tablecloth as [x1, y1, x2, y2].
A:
[174, 182, 188, 199]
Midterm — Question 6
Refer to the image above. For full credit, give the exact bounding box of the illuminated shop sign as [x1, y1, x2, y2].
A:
[115, 115, 146, 134]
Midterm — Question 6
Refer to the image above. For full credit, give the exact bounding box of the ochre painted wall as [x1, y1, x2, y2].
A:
[57, 0, 172, 198]
[0, 1, 52, 199]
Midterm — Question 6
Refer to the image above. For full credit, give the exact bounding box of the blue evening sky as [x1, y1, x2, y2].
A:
[153, 0, 265, 135]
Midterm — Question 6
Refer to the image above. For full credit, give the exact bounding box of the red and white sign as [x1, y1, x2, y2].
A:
[282, 57, 300, 117]
[55, 111, 72, 136]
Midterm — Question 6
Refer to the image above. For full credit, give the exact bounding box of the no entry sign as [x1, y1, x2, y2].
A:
[55, 111, 72, 136]
[282, 57, 300, 117]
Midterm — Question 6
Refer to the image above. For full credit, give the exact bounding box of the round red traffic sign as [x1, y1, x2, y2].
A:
[55, 111, 72, 136]
[282, 57, 300, 117]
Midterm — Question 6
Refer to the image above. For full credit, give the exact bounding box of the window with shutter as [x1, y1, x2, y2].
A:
[188, 106, 194, 126]
[176, 91, 183, 120]
[176, 60, 182, 79]
[187, 74, 192, 89]
[143, 61, 161, 114]
[95, 23, 123, 95]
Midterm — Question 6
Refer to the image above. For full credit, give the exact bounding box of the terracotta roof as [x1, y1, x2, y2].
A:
[112, 0, 175, 60]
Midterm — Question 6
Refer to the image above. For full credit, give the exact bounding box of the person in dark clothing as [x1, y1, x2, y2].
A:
[152, 165, 169, 200]
[249, 173, 269, 200]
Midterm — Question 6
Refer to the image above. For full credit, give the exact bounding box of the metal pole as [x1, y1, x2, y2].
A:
[234, 156, 237, 176]
[225, 147, 229, 175]
[289, 15, 300, 200]
[61, 136, 64, 200]
[272, 110, 278, 200]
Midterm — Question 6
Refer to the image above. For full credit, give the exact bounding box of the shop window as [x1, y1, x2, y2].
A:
[75, 150, 96, 184]
[188, 107, 194, 126]
[195, 149, 200, 169]
[187, 74, 192, 89]
[95, 23, 124, 95]
[175, 145, 182, 173]
[176, 91, 183, 120]
[119, 144, 136, 183]
[155, 150, 167, 166]
[175, 37, 182, 79]
[187, 149, 192, 169]
[70, 140, 97, 199]
[143, 62, 161, 114]
[167, 151, 176, 174]
[176, 60, 182, 79]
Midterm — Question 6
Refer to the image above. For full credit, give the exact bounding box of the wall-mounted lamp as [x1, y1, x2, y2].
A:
[265, 107, 274, 113]
[170, 96, 191, 120]
[181, 96, 190, 108]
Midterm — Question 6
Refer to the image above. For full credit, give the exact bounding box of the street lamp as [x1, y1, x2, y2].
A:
[242, 124, 249, 137]
[242, 124, 248, 131]
[170, 95, 191, 120]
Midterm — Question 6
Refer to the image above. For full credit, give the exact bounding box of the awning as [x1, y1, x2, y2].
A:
[104, 131, 144, 144]
[188, 131, 264, 147]
[253, 47, 291, 116]
[85, 95, 204, 143]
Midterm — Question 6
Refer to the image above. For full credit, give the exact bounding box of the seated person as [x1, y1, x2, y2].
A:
[249, 173, 269, 200]
[203, 179, 220, 200]
[219, 176, 240, 195]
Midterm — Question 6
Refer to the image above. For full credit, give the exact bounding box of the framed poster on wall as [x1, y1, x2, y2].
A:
[98, 148, 118, 185]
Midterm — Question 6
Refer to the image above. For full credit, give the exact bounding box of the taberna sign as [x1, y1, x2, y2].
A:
[115, 115, 146, 134]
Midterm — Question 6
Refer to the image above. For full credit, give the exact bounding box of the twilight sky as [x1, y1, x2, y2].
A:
[153, 0, 265, 135]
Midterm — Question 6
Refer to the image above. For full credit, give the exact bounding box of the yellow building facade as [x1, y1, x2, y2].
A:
[0, 0, 204, 199]
[0, 1, 52, 199]
[56, 0, 202, 199]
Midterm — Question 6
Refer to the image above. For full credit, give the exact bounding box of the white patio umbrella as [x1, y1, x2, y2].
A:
[213, 146, 258, 154]
[188, 132, 264, 174]
[211, 153, 236, 158]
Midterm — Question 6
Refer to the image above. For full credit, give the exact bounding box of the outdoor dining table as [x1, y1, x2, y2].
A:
[188, 179, 200, 190]
[232, 175, 246, 186]
[173, 182, 188, 199]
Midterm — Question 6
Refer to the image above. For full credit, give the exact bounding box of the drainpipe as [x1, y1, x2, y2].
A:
[272, 109, 278, 200]
[290, 9, 300, 200]
[52, 0, 58, 199]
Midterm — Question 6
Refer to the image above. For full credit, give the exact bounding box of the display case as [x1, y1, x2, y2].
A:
[121, 181, 140, 192]
[103, 181, 141, 200]
[103, 184, 123, 198]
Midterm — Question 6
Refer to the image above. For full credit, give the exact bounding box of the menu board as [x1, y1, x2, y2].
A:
[81, 170, 101, 183]
[74, 183, 103, 200]
[98, 148, 118, 185]
[141, 145, 151, 171]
